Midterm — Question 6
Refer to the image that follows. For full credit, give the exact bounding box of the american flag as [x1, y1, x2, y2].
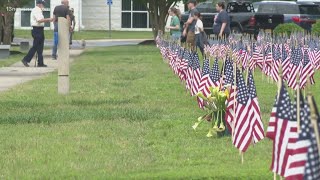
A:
[281, 43, 291, 81]
[308, 46, 317, 69]
[224, 58, 234, 85]
[179, 49, 188, 81]
[264, 44, 273, 76]
[247, 71, 265, 143]
[287, 47, 302, 90]
[210, 58, 221, 88]
[266, 96, 278, 140]
[191, 53, 202, 96]
[285, 94, 310, 179]
[198, 58, 214, 108]
[304, 96, 320, 180]
[300, 49, 315, 89]
[314, 48, 320, 70]
[269, 82, 297, 176]
[186, 51, 194, 92]
[256, 45, 265, 71]
[224, 59, 235, 132]
[250, 43, 261, 71]
[241, 48, 250, 70]
[232, 69, 253, 152]
[271, 45, 281, 82]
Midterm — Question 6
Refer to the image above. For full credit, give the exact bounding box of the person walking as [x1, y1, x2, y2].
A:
[52, 0, 70, 60]
[213, 2, 230, 40]
[21, 0, 53, 67]
[69, 8, 76, 46]
[194, 12, 205, 56]
[183, 0, 199, 51]
[166, 7, 181, 42]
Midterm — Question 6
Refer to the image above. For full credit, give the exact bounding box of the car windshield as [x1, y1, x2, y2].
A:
[196, 2, 216, 13]
[253, 3, 260, 12]
[299, 5, 320, 14]
[227, 2, 254, 13]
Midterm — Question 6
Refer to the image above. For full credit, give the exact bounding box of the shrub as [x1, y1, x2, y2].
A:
[273, 23, 304, 36]
[312, 20, 320, 35]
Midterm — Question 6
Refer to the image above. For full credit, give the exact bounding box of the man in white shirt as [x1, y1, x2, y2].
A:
[22, 0, 53, 67]
[194, 12, 205, 56]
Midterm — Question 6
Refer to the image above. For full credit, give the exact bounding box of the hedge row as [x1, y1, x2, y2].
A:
[271, 21, 320, 35]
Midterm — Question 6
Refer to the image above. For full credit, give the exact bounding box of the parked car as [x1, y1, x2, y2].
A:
[181, 1, 257, 35]
[254, 1, 320, 32]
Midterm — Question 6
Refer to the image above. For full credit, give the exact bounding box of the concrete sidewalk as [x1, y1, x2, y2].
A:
[13, 38, 148, 48]
[0, 49, 83, 92]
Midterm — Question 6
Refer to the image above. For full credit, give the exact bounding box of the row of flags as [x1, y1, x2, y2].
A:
[266, 81, 320, 179]
[203, 41, 318, 90]
[156, 37, 265, 153]
[156, 34, 320, 179]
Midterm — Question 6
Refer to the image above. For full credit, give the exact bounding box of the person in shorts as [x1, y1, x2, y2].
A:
[182, 0, 198, 50]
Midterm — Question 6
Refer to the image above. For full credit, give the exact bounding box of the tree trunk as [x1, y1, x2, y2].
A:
[3, 12, 14, 45]
[0, 15, 3, 44]
[148, 0, 175, 40]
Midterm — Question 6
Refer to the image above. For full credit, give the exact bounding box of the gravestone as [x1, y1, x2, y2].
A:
[20, 41, 29, 52]
[0, 45, 10, 59]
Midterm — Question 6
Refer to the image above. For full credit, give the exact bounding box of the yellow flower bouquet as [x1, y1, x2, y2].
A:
[193, 87, 229, 137]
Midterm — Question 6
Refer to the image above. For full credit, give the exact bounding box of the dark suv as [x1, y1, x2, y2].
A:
[254, 1, 320, 31]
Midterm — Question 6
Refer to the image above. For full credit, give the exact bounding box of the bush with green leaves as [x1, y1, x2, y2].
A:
[312, 20, 320, 35]
[273, 23, 304, 36]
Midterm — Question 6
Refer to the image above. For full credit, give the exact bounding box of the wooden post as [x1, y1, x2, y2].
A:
[296, 74, 301, 133]
[307, 95, 320, 157]
[232, 59, 237, 142]
[58, 17, 70, 95]
[241, 152, 244, 164]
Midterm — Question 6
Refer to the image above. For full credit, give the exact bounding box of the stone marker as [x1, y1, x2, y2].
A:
[0, 45, 10, 59]
[58, 17, 70, 95]
[20, 41, 29, 52]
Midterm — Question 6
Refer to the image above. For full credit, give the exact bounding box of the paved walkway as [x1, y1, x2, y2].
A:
[0, 38, 144, 92]
[0, 49, 83, 92]
[1, 38, 147, 92]
[13, 38, 148, 48]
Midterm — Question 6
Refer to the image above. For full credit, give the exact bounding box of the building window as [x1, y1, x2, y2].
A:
[121, 0, 149, 28]
[21, 0, 51, 27]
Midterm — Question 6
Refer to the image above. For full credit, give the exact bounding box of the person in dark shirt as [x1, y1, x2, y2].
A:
[52, 0, 70, 60]
[183, 0, 199, 51]
[213, 2, 230, 39]
[69, 8, 76, 45]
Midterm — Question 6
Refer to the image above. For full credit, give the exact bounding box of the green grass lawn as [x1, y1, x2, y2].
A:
[0, 45, 319, 179]
[14, 30, 153, 40]
[0, 49, 26, 67]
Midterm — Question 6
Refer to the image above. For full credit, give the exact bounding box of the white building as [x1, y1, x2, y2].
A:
[14, 0, 185, 31]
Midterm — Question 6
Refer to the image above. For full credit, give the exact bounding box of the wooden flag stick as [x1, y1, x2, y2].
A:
[220, 56, 226, 90]
[274, 173, 277, 180]
[232, 60, 237, 141]
[307, 94, 320, 157]
[245, 44, 251, 85]
[241, 152, 244, 164]
[277, 74, 283, 101]
[262, 45, 266, 82]
[296, 73, 301, 133]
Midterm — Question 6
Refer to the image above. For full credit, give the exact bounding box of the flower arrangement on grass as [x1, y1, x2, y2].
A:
[193, 87, 229, 137]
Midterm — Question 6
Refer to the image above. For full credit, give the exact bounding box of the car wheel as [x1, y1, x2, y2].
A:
[231, 26, 241, 34]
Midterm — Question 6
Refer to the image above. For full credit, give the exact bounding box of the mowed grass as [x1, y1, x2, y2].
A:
[14, 30, 153, 40]
[0, 45, 319, 179]
[0, 49, 26, 67]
